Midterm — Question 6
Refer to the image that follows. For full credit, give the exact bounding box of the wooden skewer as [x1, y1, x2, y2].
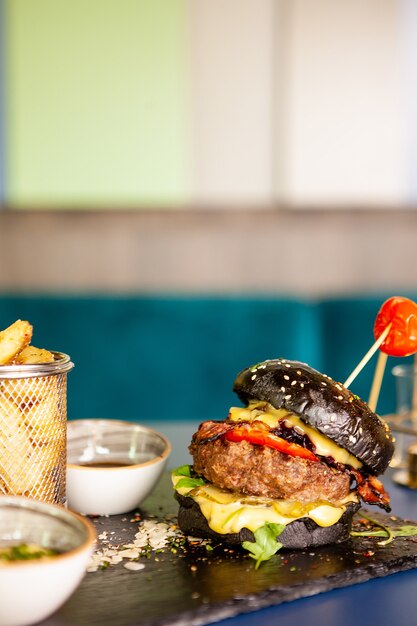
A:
[368, 351, 388, 412]
[411, 353, 417, 419]
[344, 323, 392, 388]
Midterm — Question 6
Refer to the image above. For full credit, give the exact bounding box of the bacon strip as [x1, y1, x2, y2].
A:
[192, 420, 235, 444]
[351, 470, 391, 512]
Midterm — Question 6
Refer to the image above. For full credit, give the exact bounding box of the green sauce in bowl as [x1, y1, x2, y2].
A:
[0, 544, 59, 562]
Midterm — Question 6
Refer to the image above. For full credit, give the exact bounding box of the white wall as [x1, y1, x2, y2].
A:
[187, 0, 412, 208]
[282, 0, 407, 207]
[5, 0, 415, 209]
[188, 0, 275, 206]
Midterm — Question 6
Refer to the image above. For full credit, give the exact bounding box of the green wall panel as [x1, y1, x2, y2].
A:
[5, 0, 189, 207]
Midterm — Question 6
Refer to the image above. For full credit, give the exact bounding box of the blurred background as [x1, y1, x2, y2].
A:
[0, 0, 416, 463]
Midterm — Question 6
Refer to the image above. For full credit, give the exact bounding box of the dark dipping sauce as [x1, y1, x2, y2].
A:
[79, 461, 133, 468]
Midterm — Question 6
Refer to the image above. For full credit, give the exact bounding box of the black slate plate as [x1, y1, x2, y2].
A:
[43, 473, 417, 626]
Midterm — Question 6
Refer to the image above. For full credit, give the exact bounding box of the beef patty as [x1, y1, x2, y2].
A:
[190, 438, 352, 504]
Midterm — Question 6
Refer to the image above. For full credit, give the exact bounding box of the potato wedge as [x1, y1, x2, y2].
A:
[14, 345, 54, 364]
[0, 395, 62, 496]
[2, 376, 57, 406]
[0, 320, 33, 365]
[0, 396, 31, 494]
[24, 391, 62, 445]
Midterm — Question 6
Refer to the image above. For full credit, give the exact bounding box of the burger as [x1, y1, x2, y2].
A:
[172, 359, 395, 562]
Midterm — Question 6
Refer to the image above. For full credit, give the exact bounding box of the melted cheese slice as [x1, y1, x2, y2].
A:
[228, 402, 362, 469]
[173, 475, 358, 535]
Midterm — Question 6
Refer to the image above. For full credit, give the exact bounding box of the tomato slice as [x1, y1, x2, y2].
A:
[374, 296, 417, 357]
[224, 427, 319, 462]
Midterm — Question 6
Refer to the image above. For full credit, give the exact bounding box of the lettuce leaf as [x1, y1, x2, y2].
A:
[242, 522, 285, 568]
[172, 465, 206, 490]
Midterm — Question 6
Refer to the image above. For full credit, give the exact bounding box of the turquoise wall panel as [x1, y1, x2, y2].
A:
[0, 295, 321, 422]
[0, 294, 407, 422]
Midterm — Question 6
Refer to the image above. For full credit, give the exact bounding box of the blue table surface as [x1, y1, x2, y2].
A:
[207, 468, 417, 626]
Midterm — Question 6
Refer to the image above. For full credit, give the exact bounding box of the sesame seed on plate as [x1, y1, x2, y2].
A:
[251, 374, 257, 380]
[285, 394, 292, 400]
[284, 375, 290, 380]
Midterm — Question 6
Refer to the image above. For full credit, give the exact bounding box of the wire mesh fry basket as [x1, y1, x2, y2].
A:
[0, 352, 74, 505]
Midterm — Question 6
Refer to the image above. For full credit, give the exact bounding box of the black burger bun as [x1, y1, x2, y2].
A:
[176, 492, 361, 550]
[233, 359, 394, 475]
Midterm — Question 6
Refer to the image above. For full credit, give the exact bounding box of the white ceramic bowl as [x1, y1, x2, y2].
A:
[0, 496, 96, 626]
[67, 419, 171, 516]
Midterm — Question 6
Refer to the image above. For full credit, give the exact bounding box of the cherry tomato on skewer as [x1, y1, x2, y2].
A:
[374, 296, 417, 357]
